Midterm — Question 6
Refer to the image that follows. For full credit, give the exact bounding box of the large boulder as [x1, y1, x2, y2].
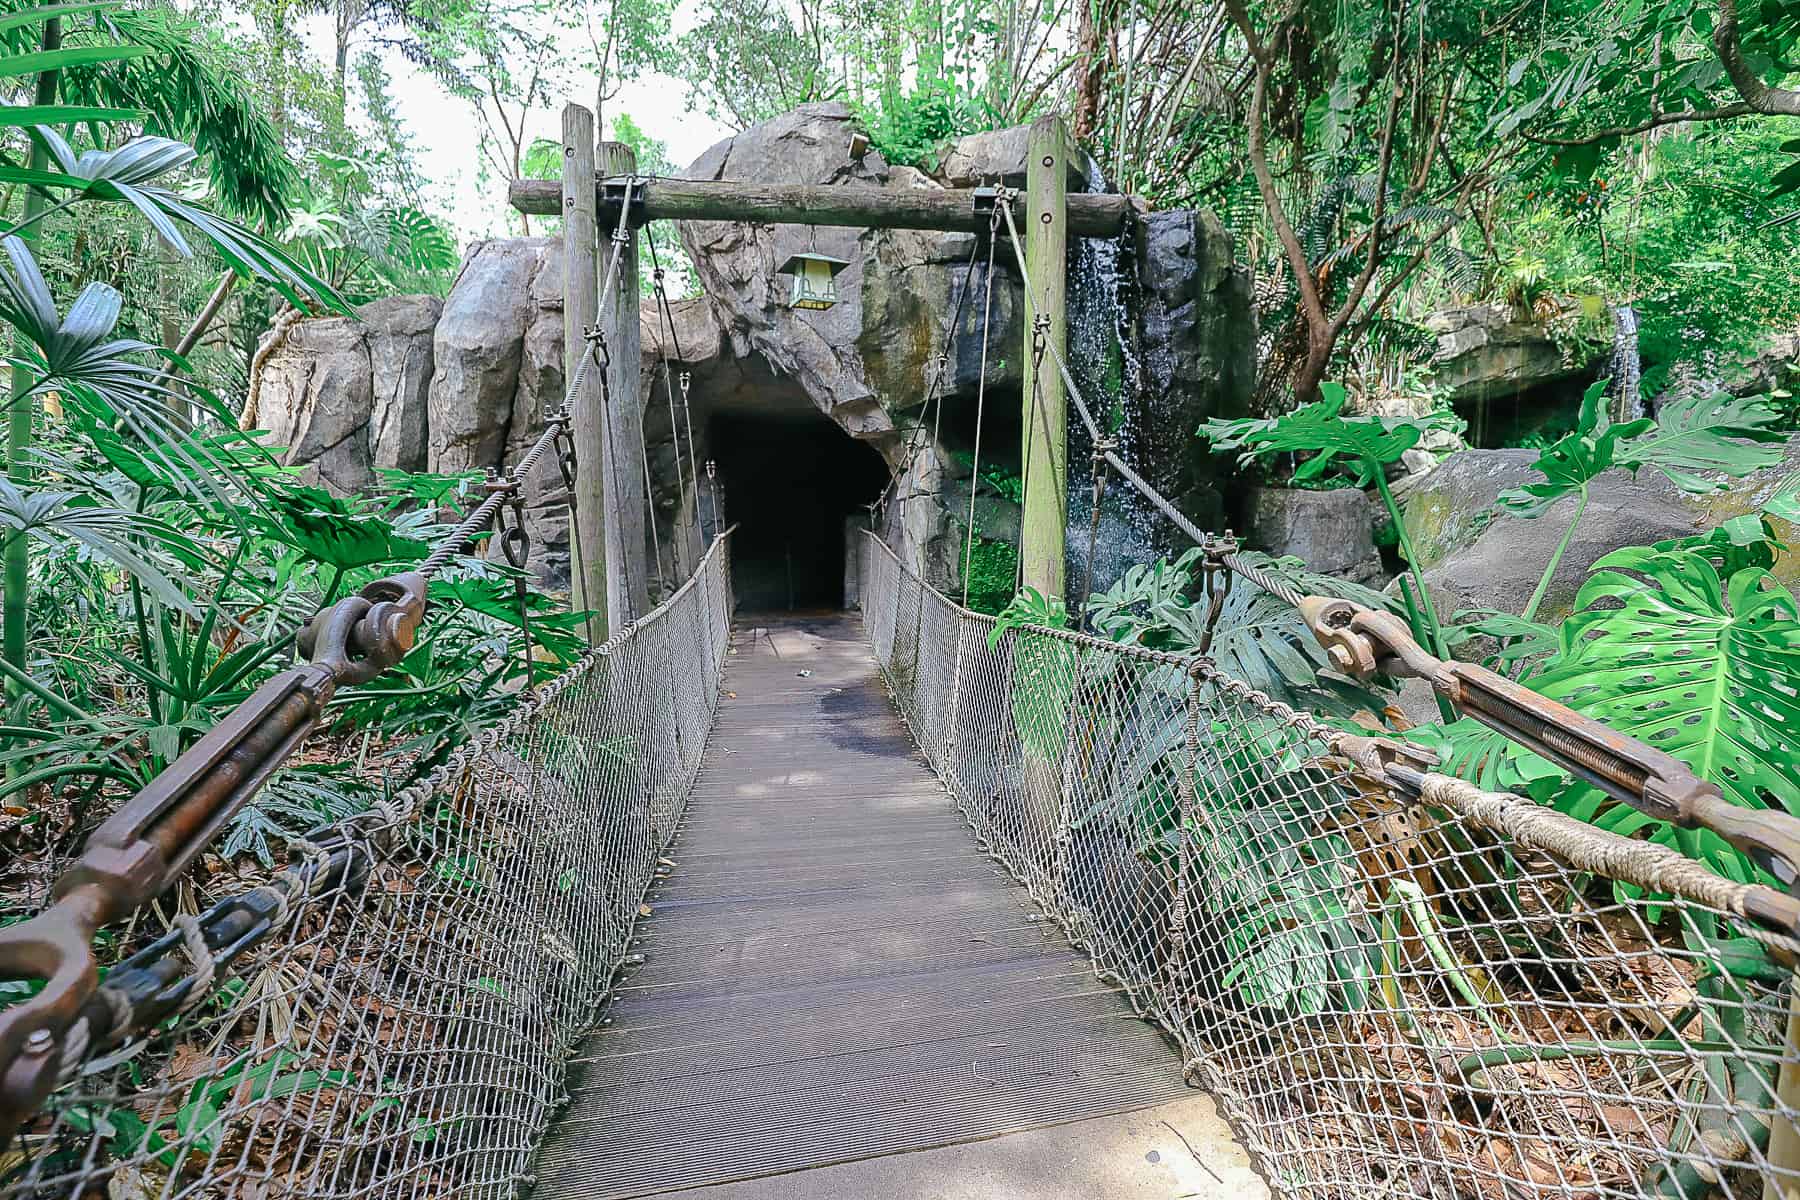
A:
[1247, 486, 1382, 585]
[363, 296, 440, 472]
[1398, 441, 1800, 629]
[857, 225, 1023, 408]
[936, 126, 1087, 190]
[252, 296, 441, 492]
[255, 316, 376, 494]
[429, 238, 546, 474]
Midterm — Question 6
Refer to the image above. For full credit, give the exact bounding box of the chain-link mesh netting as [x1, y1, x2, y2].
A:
[1, 537, 732, 1200]
[862, 530, 1800, 1200]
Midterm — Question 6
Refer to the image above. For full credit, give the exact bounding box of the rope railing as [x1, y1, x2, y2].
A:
[0, 526, 735, 1197]
[985, 202, 1800, 906]
[859, 527, 1800, 1200]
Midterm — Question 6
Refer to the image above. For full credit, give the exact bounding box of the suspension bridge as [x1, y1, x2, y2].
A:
[4, 105, 1800, 1200]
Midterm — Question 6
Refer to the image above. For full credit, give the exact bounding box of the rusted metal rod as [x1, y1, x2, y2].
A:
[0, 415, 572, 1146]
[1300, 595, 1800, 899]
[506, 175, 1137, 238]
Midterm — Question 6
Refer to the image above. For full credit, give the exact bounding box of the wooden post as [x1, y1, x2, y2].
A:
[600, 139, 649, 620]
[1020, 114, 1069, 605]
[562, 103, 608, 642]
[1017, 116, 1070, 873]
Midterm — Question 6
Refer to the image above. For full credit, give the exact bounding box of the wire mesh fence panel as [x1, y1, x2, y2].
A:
[1, 538, 734, 1200]
[909, 587, 963, 767]
[859, 530, 1800, 1200]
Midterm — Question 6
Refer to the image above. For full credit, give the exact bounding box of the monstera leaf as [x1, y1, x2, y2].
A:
[1499, 381, 1651, 517]
[1420, 540, 1800, 885]
[1501, 382, 1784, 517]
[430, 575, 591, 666]
[1200, 382, 1458, 486]
[1616, 391, 1787, 492]
[1088, 549, 1391, 713]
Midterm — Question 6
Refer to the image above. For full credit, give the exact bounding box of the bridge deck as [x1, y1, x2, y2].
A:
[532, 615, 1196, 1197]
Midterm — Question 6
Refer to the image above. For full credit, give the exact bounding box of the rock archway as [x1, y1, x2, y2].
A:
[252, 103, 1253, 608]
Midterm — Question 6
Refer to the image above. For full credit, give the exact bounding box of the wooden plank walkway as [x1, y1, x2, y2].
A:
[532, 614, 1189, 1198]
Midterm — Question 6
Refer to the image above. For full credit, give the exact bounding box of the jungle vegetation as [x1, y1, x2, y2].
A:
[0, 0, 1797, 956]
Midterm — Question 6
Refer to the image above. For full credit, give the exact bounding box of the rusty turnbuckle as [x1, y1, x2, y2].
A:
[0, 574, 426, 1139]
[1299, 595, 1800, 899]
[0, 414, 571, 1144]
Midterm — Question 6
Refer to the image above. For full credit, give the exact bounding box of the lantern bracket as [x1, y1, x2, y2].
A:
[598, 176, 648, 223]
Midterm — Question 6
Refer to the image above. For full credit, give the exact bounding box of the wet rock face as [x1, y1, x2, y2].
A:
[1131, 208, 1253, 535]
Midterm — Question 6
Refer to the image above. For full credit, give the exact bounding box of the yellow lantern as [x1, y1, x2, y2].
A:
[778, 251, 851, 310]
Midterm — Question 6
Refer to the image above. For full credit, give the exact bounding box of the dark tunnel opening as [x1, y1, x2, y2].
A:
[710, 410, 889, 611]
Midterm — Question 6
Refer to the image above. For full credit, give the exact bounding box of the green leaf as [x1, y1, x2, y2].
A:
[0, 43, 150, 80]
[1198, 382, 1457, 487]
[257, 487, 428, 571]
[1615, 390, 1787, 493]
[0, 477, 203, 615]
[1419, 542, 1800, 885]
[1498, 379, 1650, 516]
[0, 3, 127, 35]
[0, 104, 139, 127]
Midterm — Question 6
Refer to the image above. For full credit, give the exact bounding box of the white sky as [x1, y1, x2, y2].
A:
[293, 6, 732, 241]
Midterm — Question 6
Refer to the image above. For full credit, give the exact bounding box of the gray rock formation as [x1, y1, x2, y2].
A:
[1246, 486, 1382, 585]
[429, 238, 546, 474]
[1397, 440, 1800, 631]
[936, 126, 1086, 190]
[1132, 209, 1253, 532]
[363, 296, 439, 472]
[254, 296, 441, 493]
[251, 103, 1254, 600]
[1424, 304, 1602, 406]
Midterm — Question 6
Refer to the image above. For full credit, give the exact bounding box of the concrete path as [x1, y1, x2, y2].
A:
[532, 615, 1258, 1199]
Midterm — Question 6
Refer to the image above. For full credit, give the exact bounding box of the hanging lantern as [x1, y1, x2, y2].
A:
[778, 251, 851, 311]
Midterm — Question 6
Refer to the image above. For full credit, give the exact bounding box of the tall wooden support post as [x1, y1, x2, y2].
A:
[1020, 115, 1068, 605]
[1019, 115, 1070, 877]
[563, 104, 609, 642]
[601, 140, 650, 620]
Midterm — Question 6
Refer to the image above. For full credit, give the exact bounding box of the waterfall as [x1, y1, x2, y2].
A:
[1063, 154, 1158, 599]
[1609, 304, 1644, 422]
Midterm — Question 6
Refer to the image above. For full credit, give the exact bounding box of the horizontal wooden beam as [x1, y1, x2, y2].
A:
[507, 175, 1135, 238]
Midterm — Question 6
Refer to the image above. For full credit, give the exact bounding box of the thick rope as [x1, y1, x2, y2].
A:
[961, 207, 1002, 608]
[1415, 774, 1800, 957]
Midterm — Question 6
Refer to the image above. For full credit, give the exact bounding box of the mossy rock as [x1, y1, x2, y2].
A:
[1396, 440, 1800, 633]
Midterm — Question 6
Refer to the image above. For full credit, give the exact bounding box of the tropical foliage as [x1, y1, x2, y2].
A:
[0, 1, 579, 885]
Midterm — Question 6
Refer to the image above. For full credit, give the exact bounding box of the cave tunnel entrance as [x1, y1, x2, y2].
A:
[710, 409, 889, 611]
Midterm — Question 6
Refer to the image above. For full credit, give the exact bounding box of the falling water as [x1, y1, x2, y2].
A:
[1609, 304, 1644, 422]
[1063, 154, 1159, 600]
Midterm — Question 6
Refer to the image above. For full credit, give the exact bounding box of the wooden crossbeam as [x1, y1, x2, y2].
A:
[508, 175, 1134, 237]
